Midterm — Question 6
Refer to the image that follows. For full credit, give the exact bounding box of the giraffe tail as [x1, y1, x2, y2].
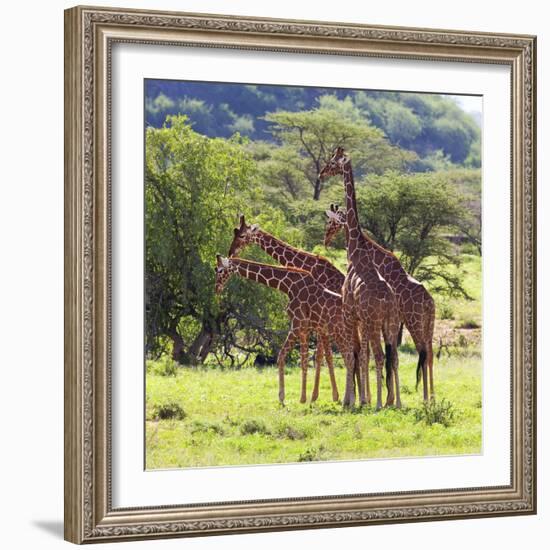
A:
[416, 348, 427, 390]
[397, 322, 404, 347]
[385, 343, 392, 393]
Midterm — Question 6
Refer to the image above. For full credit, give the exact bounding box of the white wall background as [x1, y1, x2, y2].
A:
[0, 1, 545, 548]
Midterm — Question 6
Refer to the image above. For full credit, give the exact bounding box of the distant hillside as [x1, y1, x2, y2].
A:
[145, 80, 481, 168]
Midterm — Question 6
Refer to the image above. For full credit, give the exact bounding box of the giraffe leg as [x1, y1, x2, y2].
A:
[353, 362, 362, 404]
[422, 350, 429, 403]
[392, 344, 402, 409]
[361, 340, 372, 406]
[311, 337, 324, 403]
[369, 335, 385, 411]
[359, 339, 371, 406]
[405, 323, 430, 403]
[385, 340, 395, 408]
[322, 333, 339, 402]
[277, 331, 297, 405]
[299, 332, 309, 404]
[341, 350, 356, 408]
[427, 340, 435, 400]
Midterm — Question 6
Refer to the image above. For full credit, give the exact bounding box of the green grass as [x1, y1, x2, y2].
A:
[146, 352, 482, 469]
[429, 253, 482, 326]
[146, 251, 482, 469]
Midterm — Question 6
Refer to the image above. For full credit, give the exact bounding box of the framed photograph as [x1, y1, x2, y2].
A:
[64, 5, 537, 544]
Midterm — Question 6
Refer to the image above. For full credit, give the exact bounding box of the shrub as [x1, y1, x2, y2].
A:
[190, 420, 225, 435]
[276, 425, 307, 440]
[240, 419, 270, 435]
[438, 302, 455, 320]
[147, 356, 178, 377]
[298, 446, 324, 462]
[151, 401, 186, 420]
[457, 319, 481, 329]
[414, 399, 455, 427]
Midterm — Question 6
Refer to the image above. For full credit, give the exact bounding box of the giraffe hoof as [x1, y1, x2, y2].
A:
[332, 394, 339, 402]
[311, 393, 319, 402]
[300, 396, 307, 404]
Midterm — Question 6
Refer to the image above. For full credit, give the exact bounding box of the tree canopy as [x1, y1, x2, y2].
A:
[144, 85, 482, 367]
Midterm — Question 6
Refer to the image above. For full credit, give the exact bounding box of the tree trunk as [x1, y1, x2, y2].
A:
[170, 331, 185, 363]
[198, 332, 214, 363]
[188, 325, 214, 364]
[312, 176, 322, 200]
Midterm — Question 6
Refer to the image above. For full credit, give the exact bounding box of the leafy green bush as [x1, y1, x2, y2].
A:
[298, 446, 324, 462]
[151, 402, 186, 421]
[275, 424, 307, 440]
[240, 419, 270, 435]
[147, 356, 178, 377]
[438, 302, 455, 320]
[190, 420, 225, 435]
[457, 319, 481, 329]
[414, 399, 455, 427]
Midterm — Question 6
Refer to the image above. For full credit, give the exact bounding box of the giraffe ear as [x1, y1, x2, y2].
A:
[216, 254, 223, 266]
[233, 227, 239, 236]
[326, 209, 339, 220]
[239, 214, 246, 228]
[330, 203, 336, 212]
[250, 224, 259, 232]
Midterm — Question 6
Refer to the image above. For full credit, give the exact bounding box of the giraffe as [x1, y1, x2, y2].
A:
[320, 148, 402, 410]
[229, 215, 345, 294]
[228, 215, 345, 401]
[324, 203, 436, 401]
[214, 255, 358, 405]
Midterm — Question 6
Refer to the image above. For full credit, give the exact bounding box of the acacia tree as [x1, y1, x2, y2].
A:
[325, 171, 471, 297]
[146, 115, 263, 363]
[264, 100, 415, 200]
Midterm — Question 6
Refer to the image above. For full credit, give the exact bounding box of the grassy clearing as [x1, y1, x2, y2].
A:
[146, 252, 482, 469]
[146, 351, 481, 469]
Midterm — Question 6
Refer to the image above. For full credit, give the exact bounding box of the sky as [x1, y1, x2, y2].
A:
[451, 94, 482, 115]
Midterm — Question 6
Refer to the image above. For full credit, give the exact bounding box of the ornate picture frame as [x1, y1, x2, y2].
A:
[64, 5, 536, 544]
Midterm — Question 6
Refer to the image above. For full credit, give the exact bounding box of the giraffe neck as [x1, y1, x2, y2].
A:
[231, 258, 304, 295]
[342, 162, 365, 261]
[251, 230, 313, 271]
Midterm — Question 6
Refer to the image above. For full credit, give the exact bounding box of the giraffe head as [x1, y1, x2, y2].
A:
[228, 214, 260, 257]
[319, 147, 349, 180]
[324, 203, 346, 246]
[214, 254, 236, 294]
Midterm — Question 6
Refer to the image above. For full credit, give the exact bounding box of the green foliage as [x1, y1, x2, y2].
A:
[414, 399, 456, 428]
[146, 82, 480, 170]
[146, 115, 279, 363]
[190, 420, 225, 435]
[324, 170, 472, 295]
[240, 419, 271, 435]
[146, 355, 178, 377]
[144, 91, 481, 366]
[298, 446, 325, 462]
[145, 354, 481, 468]
[263, 98, 416, 199]
[150, 401, 187, 421]
[353, 91, 480, 165]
